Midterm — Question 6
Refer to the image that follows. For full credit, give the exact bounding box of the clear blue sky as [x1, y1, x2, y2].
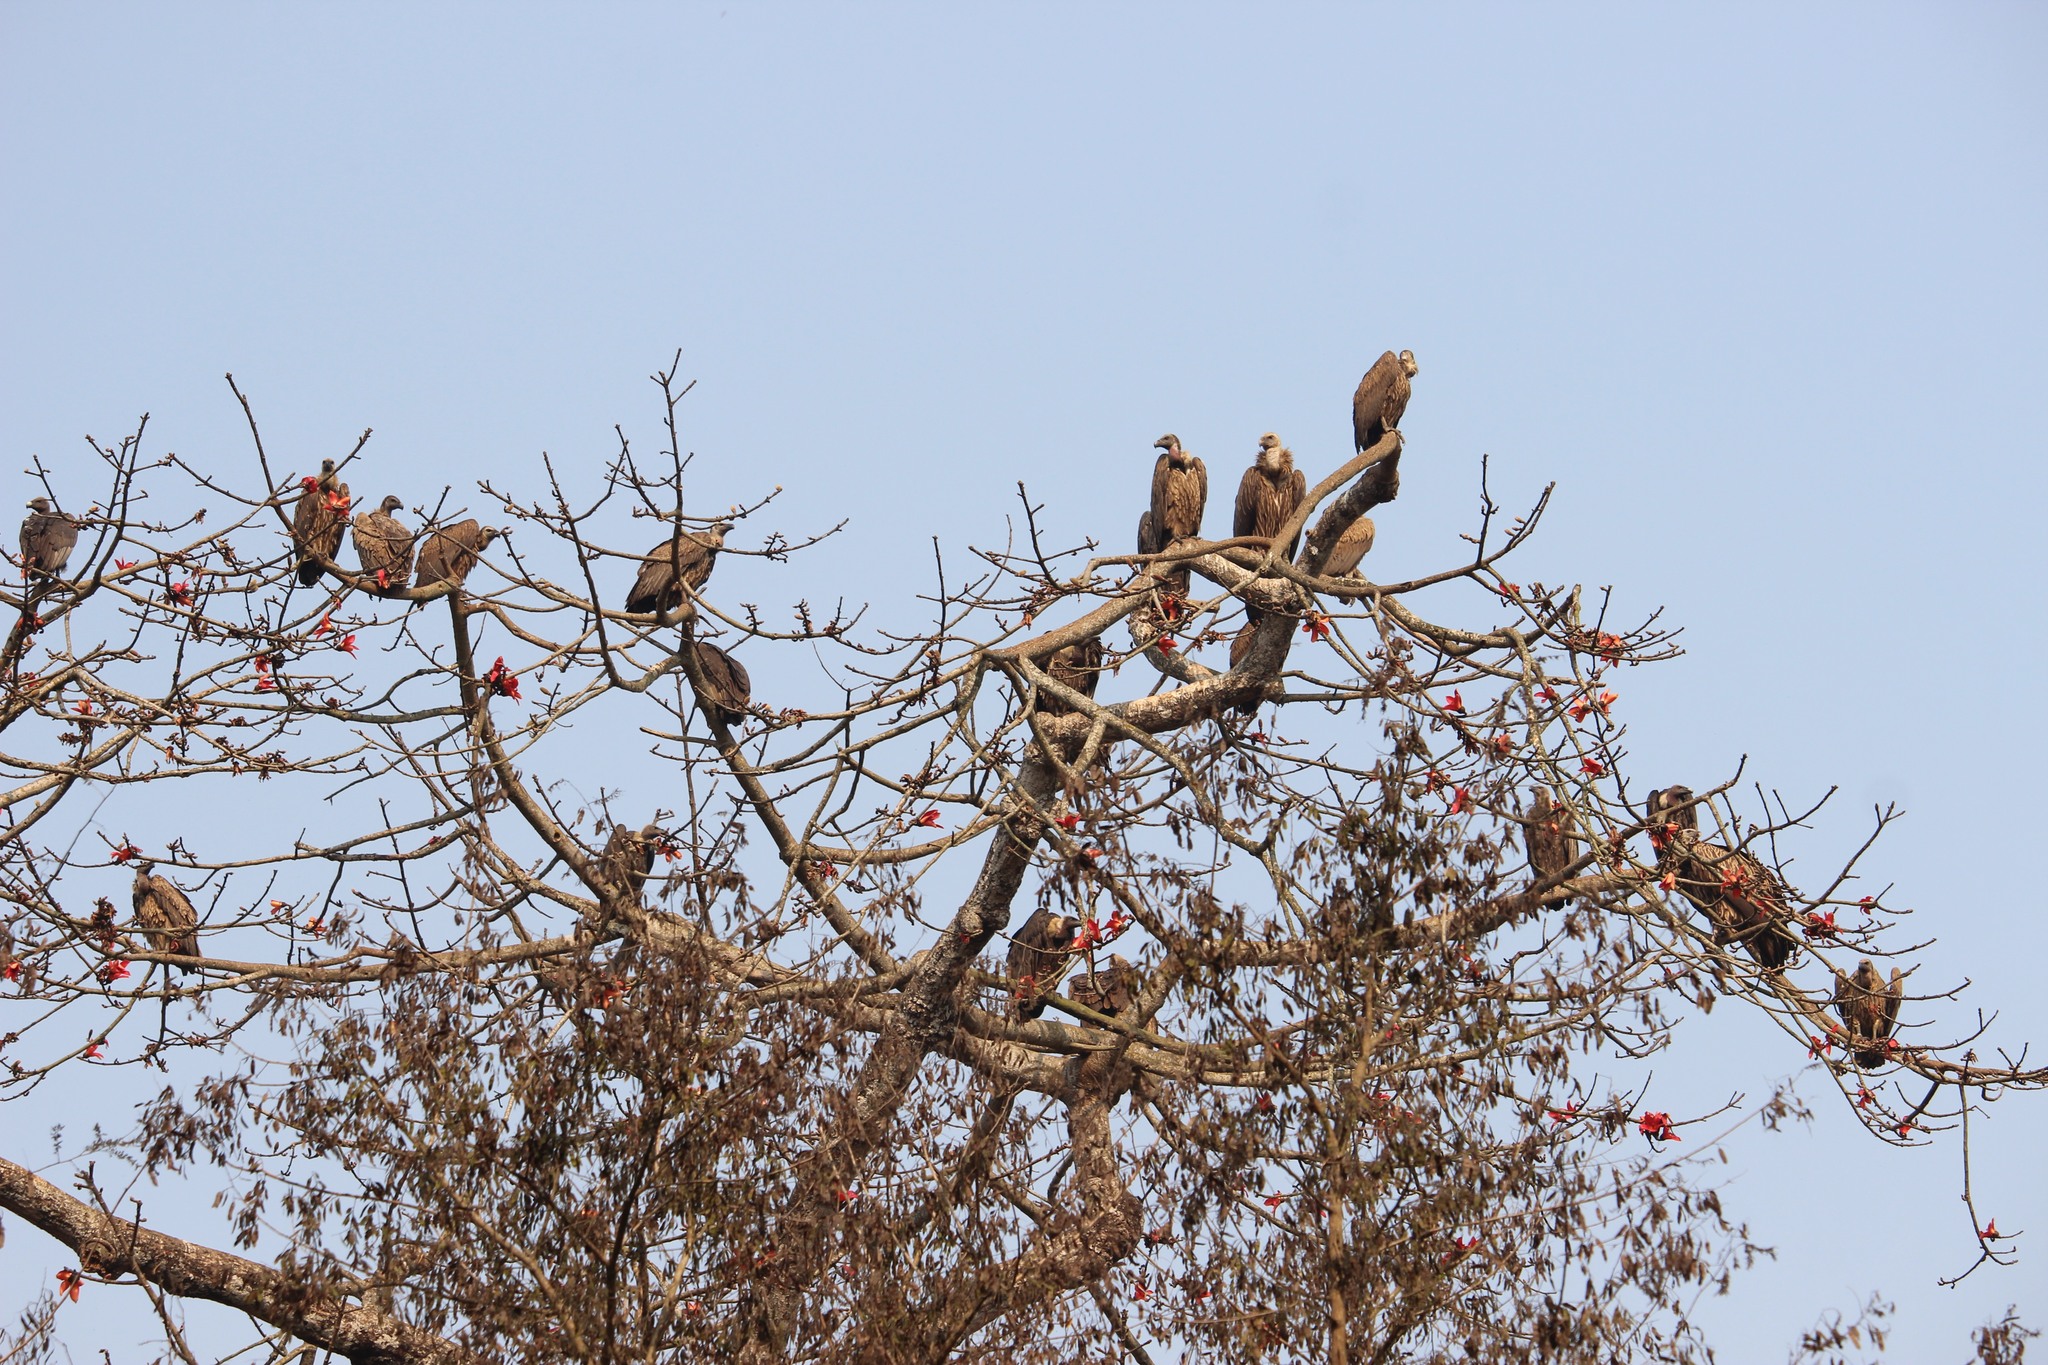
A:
[3, 4, 2044, 1358]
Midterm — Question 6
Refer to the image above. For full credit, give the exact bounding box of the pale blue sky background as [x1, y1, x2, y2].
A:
[3, 4, 2045, 1359]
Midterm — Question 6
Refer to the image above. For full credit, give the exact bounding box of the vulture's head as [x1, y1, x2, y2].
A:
[25, 496, 51, 514]
[318, 458, 339, 481]
[1046, 913, 1076, 947]
[1645, 785, 1700, 839]
[378, 495, 404, 515]
[1154, 433, 1182, 458]
[1851, 958, 1882, 992]
[132, 860, 155, 879]
[1399, 349, 1418, 378]
[1256, 432, 1290, 472]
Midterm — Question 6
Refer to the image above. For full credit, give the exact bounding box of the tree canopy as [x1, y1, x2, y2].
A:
[0, 360, 2037, 1364]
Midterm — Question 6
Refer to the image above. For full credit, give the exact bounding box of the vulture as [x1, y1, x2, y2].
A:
[1834, 958, 1905, 1068]
[1036, 636, 1104, 715]
[1351, 349, 1419, 452]
[291, 459, 351, 586]
[131, 861, 202, 967]
[1322, 517, 1377, 578]
[1007, 906, 1077, 1020]
[1068, 954, 1135, 1019]
[1137, 434, 1208, 594]
[596, 822, 662, 907]
[626, 521, 730, 616]
[20, 497, 78, 580]
[688, 640, 753, 724]
[414, 519, 500, 592]
[1525, 787, 1576, 905]
[1234, 433, 1307, 619]
[1644, 785, 1797, 971]
[351, 495, 415, 595]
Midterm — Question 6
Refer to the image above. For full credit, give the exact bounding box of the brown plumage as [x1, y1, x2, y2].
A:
[688, 641, 753, 724]
[1834, 958, 1905, 1068]
[1138, 433, 1208, 582]
[1322, 517, 1376, 578]
[1068, 953, 1135, 1019]
[351, 495, 415, 595]
[1352, 349, 1418, 452]
[1227, 621, 1263, 715]
[626, 521, 729, 615]
[1036, 636, 1104, 715]
[131, 861, 202, 967]
[1007, 906, 1077, 1020]
[596, 822, 662, 906]
[414, 519, 500, 591]
[1234, 434, 1307, 621]
[291, 459, 352, 586]
[1526, 788, 1575, 905]
[20, 497, 78, 579]
[1645, 785, 1797, 971]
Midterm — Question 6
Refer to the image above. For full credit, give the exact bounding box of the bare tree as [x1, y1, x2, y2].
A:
[0, 358, 2037, 1364]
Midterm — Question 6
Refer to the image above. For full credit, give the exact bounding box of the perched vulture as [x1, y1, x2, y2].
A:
[1834, 958, 1905, 1068]
[351, 495, 415, 595]
[414, 519, 500, 591]
[1525, 787, 1576, 905]
[131, 861, 202, 967]
[1321, 517, 1377, 578]
[1069, 954, 1136, 1019]
[596, 822, 662, 907]
[1351, 349, 1419, 452]
[1036, 636, 1104, 715]
[1644, 785, 1797, 971]
[291, 459, 352, 587]
[1138, 433, 1208, 596]
[20, 497, 78, 579]
[688, 640, 753, 724]
[1234, 434, 1307, 619]
[1007, 906, 1077, 1020]
[626, 521, 730, 616]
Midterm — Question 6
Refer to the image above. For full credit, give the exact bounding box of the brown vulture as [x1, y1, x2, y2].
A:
[351, 495, 415, 595]
[1322, 517, 1377, 578]
[1526, 787, 1575, 905]
[1834, 958, 1905, 1068]
[1068, 953, 1135, 1019]
[688, 640, 752, 723]
[414, 519, 500, 591]
[1007, 906, 1077, 1020]
[1351, 349, 1418, 452]
[1036, 636, 1104, 715]
[131, 861, 202, 967]
[20, 497, 78, 579]
[291, 459, 351, 586]
[1644, 785, 1797, 971]
[626, 521, 729, 615]
[1234, 434, 1307, 619]
[596, 822, 662, 907]
[1138, 434, 1208, 595]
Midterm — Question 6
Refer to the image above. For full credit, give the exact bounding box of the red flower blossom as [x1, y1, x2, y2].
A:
[114, 559, 135, 571]
[324, 490, 352, 514]
[1547, 1103, 1578, 1126]
[836, 1189, 861, 1208]
[1981, 1219, 2002, 1240]
[300, 476, 319, 491]
[810, 860, 838, 881]
[1580, 758, 1605, 776]
[1803, 910, 1838, 940]
[375, 567, 390, 589]
[1807, 1034, 1833, 1058]
[1637, 1111, 1680, 1143]
[338, 634, 359, 656]
[1302, 614, 1332, 643]
[483, 657, 519, 698]
[1491, 732, 1514, 756]
[110, 843, 141, 863]
[1155, 635, 1177, 654]
[84, 1039, 104, 1060]
[1537, 686, 1560, 704]
[915, 809, 942, 829]
[1262, 1192, 1287, 1210]
[56, 1268, 83, 1302]
[1442, 690, 1464, 714]
[313, 613, 332, 637]
[167, 581, 192, 605]
[1497, 582, 1521, 598]
[1448, 787, 1470, 815]
[98, 959, 130, 984]
[1161, 595, 1181, 622]
[1856, 1087, 1875, 1109]
[1056, 813, 1081, 830]
[1567, 696, 1592, 722]
[2, 961, 21, 983]
[1896, 1121, 1914, 1137]
[1255, 1093, 1275, 1114]
[1423, 768, 1444, 793]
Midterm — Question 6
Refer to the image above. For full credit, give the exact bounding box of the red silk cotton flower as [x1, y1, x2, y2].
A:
[1637, 1111, 1680, 1143]
[484, 657, 521, 700]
